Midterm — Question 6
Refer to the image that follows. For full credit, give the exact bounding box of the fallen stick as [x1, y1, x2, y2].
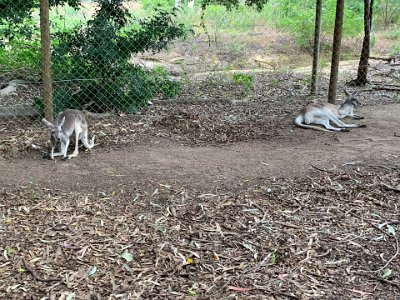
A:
[22, 258, 61, 282]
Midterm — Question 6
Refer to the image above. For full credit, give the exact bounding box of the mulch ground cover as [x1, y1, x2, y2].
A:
[1, 164, 399, 299]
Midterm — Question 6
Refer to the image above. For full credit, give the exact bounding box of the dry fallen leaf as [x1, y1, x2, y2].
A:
[227, 286, 253, 292]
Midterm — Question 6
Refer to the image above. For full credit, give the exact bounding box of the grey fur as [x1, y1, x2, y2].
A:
[42, 109, 95, 159]
[294, 90, 365, 132]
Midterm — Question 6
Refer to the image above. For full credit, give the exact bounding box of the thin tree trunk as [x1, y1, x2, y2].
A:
[328, 0, 345, 104]
[311, 0, 322, 95]
[354, 0, 373, 86]
[40, 0, 54, 121]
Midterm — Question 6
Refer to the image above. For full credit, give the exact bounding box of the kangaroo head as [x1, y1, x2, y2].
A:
[343, 89, 361, 107]
[42, 116, 66, 145]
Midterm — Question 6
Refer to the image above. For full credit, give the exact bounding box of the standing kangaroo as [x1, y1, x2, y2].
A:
[42, 109, 95, 160]
[294, 90, 366, 132]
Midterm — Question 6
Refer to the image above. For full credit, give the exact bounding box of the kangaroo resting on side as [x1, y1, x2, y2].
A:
[42, 109, 95, 160]
[294, 90, 366, 132]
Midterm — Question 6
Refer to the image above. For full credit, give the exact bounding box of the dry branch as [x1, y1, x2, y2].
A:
[22, 258, 62, 282]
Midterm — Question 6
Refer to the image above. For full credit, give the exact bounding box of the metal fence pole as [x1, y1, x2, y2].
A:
[40, 0, 54, 121]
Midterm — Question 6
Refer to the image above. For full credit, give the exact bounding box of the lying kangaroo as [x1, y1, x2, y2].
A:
[42, 109, 95, 159]
[294, 90, 366, 132]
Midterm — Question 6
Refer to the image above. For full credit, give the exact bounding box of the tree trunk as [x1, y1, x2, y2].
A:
[40, 0, 54, 121]
[328, 0, 345, 104]
[311, 0, 322, 95]
[353, 0, 373, 86]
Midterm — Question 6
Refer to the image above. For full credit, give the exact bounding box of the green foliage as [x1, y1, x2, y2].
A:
[152, 67, 181, 98]
[389, 27, 400, 39]
[140, 0, 175, 11]
[390, 44, 400, 56]
[0, 39, 40, 74]
[0, 0, 80, 39]
[376, 0, 400, 27]
[265, 0, 363, 49]
[47, 0, 188, 113]
[232, 73, 253, 92]
[200, 4, 268, 32]
[201, 0, 268, 11]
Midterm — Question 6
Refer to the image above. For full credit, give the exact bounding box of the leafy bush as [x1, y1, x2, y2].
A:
[152, 66, 181, 98]
[46, 0, 189, 114]
[0, 39, 41, 75]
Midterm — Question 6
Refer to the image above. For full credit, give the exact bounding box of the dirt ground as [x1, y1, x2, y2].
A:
[0, 103, 399, 191]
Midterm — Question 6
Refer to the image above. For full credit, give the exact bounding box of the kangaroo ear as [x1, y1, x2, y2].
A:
[42, 118, 54, 129]
[59, 116, 66, 127]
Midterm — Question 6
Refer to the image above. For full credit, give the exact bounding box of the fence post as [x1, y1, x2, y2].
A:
[40, 0, 54, 121]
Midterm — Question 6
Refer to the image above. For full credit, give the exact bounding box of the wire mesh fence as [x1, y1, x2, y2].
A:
[0, 0, 399, 139]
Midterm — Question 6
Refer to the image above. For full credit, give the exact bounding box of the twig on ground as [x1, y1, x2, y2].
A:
[382, 183, 400, 193]
[356, 272, 400, 291]
[375, 277, 400, 291]
[22, 257, 62, 282]
[311, 164, 330, 173]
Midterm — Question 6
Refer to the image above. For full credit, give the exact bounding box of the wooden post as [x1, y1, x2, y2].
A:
[311, 0, 322, 95]
[328, 0, 345, 104]
[40, 0, 54, 121]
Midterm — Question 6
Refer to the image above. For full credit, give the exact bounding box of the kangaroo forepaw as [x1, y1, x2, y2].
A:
[359, 124, 367, 128]
[341, 128, 351, 132]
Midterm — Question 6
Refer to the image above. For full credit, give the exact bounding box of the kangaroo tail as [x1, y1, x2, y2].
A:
[294, 115, 334, 133]
[81, 131, 95, 149]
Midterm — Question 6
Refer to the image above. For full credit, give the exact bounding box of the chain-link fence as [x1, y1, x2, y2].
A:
[0, 1, 399, 141]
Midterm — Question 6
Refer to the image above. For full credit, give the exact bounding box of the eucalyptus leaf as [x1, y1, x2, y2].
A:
[66, 293, 75, 300]
[383, 269, 392, 279]
[87, 266, 97, 277]
[121, 251, 134, 262]
[387, 225, 396, 236]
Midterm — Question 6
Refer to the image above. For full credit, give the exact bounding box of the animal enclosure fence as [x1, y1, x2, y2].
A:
[0, 0, 399, 131]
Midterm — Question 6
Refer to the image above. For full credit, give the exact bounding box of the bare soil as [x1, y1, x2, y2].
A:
[0, 103, 399, 191]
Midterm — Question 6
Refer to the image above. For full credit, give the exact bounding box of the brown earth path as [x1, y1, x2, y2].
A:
[0, 104, 399, 192]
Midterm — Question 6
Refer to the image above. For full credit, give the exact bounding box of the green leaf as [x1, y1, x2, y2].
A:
[123, 263, 133, 272]
[120, 251, 134, 262]
[270, 253, 277, 265]
[66, 293, 75, 300]
[188, 288, 197, 296]
[155, 223, 167, 234]
[383, 269, 392, 279]
[387, 225, 396, 236]
[5, 247, 16, 255]
[87, 266, 97, 277]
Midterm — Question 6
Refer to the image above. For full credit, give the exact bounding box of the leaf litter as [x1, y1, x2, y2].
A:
[0, 164, 399, 299]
